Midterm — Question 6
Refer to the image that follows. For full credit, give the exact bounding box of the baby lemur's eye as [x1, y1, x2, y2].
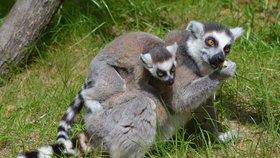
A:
[157, 72, 164, 77]
[206, 37, 215, 47]
[223, 45, 231, 54]
[170, 65, 176, 73]
[157, 70, 166, 77]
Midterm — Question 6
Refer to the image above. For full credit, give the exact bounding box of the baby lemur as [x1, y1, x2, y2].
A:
[18, 32, 178, 158]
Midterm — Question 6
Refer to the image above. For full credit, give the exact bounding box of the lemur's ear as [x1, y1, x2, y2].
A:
[230, 27, 244, 40]
[140, 53, 153, 68]
[186, 21, 204, 38]
[166, 42, 178, 57]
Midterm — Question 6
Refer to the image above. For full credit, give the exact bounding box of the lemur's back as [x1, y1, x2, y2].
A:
[103, 32, 164, 69]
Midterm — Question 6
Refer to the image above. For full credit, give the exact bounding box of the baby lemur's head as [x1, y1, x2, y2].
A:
[140, 42, 178, 86]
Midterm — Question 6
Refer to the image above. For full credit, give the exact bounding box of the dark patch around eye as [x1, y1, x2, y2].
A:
[170, 65, 176, 73]
[223, 44, 231, 54]
[157, 69, 167, 77]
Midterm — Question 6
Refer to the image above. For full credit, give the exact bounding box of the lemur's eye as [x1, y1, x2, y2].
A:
[223, 45, 231, 54]
[158, 72, 164, 77]
[206, 38, 215, 46]
[170, 65, 176, 73]
[157, 70, 166, 77]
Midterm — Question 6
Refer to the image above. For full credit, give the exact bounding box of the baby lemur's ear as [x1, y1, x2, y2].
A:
[166, 42, 178, 57]
[230, 27, 244, 40]
[140, 53, 153, 68]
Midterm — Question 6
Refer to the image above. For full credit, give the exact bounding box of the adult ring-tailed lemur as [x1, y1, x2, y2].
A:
[18, 32, 179, 157]
[18, 21, 243, 158]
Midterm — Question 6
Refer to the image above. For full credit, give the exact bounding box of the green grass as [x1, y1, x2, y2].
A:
[0, 0, 279, 157]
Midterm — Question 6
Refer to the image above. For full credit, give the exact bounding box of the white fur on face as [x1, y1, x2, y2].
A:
[186, 31, 233, 76]
[208, 31, 232, 50]
[186, 38, 204, 67]
[156, 59, 175, 81]
[147, 59, 175, 81]
[157, 59, 174, 72]
[200, 31, 232, 60]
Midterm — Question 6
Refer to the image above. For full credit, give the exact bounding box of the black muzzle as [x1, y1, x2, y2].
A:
[209, 52, 225, 68]
[165, 78, 174, 86]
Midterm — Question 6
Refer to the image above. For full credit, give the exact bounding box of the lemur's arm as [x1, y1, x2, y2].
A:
[171, 61, 236, 112]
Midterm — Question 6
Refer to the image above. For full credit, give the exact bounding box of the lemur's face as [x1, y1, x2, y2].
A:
[140, 43, 178, 86]
[186, 21, 243, 70]
[201, 31, 233, 69]
[150, 59, 176, 85]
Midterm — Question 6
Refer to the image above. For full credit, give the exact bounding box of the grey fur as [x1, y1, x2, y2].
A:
[18, 32, 177, 158]
[85, 90, 158, 158]
[82, 21, 243, 158]
[146, 46, 172, 63]
[18, 21, 243, 158]
[55, 32, 177, 155]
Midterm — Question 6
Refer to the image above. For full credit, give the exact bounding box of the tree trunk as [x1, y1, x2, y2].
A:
[0, 0, 61, 78]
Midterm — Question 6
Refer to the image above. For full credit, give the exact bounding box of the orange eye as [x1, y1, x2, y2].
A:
[207, 39, 215, 46]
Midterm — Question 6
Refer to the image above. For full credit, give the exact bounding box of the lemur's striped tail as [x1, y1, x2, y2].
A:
[17, 143, 64, 158]
[56, 82, 87, 150]
[18, 133, 91, 158]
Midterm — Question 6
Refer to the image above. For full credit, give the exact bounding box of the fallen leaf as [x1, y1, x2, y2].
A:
[6, 105, 16, 113]
[268, 15, 277, 24]
[219, 8, 231, 16]
[257, 12, 266, 18]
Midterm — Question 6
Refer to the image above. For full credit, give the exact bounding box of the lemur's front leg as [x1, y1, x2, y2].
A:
[178, 61, 238, 142]
[190, 95, 219, 134]
[185, 95, 239, 143]
[171, 61, 236, 113]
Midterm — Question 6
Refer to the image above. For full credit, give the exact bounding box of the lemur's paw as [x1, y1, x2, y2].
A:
[62, 139, 80, 156]
[212, 60, 236, 80]
[220, 60, 236, 77]
[79, 133, 94, 153]
[218, 129, 239, 143]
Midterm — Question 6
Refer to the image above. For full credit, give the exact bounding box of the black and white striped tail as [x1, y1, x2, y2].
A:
[56, 92, 84, 147]
[17, 143, 65, 158]
[56, 82, 89, 151]
[17, 133, 91, 158]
